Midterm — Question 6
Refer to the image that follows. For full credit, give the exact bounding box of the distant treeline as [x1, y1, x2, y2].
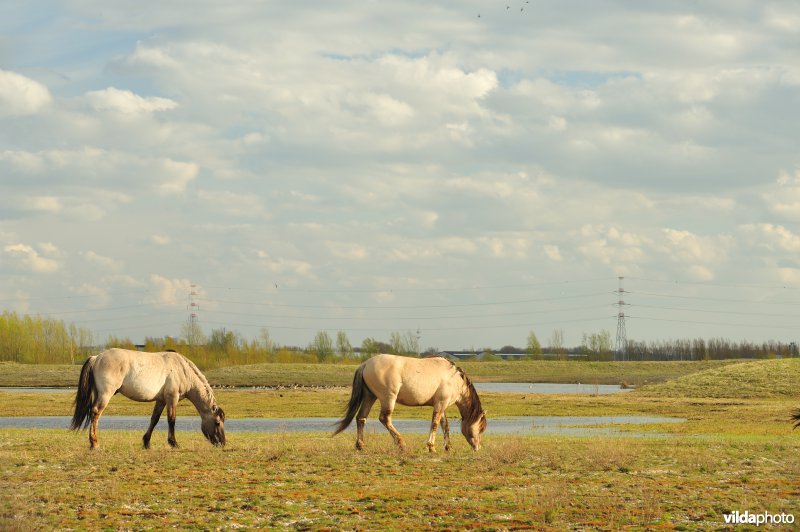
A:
[0, 311, 797, 367]
[0, 311, 94, 364]
[621, 338, 799, 361]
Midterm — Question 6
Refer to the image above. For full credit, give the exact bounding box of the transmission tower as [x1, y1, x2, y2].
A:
[614, 276, 628, 361]
[187, 283, 200, 346]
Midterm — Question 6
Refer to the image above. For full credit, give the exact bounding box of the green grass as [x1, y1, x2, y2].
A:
[0, 361, 80, 387]
[2, 358, 799, 529]
[458, 359, 740, 386]
[0, 358, 743, 388]
[1, 429, 798, 530]
[639, 358, 800, 398]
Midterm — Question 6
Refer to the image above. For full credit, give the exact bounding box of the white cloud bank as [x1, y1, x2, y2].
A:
[0, 70, 52, 117]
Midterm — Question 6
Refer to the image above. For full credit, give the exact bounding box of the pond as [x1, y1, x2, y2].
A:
[474, 382, 631, 394]
[0, 415, 683, 437]
[0, 383, 632, 395]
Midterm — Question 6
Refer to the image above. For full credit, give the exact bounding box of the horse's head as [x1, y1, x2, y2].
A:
[461, 410, 487, 451]
[201, 406, 226, 447]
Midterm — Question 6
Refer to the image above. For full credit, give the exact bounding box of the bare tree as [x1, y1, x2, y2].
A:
[549, 328, 566, 360]
[336, 331, 353, 358]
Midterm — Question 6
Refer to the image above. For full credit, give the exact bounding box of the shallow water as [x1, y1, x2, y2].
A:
[1, 382, 631, 395]
[474, 382, 631, 394]
[0, 415, 682, 437]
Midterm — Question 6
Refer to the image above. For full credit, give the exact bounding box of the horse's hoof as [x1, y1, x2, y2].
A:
[355, 441, 365, 451]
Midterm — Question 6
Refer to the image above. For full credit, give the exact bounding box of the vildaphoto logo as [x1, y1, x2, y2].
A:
[723, 510, 795, 526]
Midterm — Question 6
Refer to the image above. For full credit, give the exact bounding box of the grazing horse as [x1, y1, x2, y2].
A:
[70, 348, 226, 449]
[333, 354, 487, 451]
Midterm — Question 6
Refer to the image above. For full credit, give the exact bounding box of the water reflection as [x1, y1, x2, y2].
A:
[1, 383, 631, 395]
[474, 383, 631, 394]
[0, 415, 682, 437]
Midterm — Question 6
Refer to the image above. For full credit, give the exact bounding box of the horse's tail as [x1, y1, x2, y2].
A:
[792, 409, 800, 430]
[70, 356, 97, 431]
[333, 364, 367, 436]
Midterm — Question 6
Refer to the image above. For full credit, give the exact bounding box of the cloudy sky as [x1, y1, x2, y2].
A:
[1, 1, 798, 351]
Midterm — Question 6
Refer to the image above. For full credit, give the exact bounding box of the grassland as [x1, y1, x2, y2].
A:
[0, 358, 741, 388]
[2, 428, 798, 529]
[1, 358, 799, 529]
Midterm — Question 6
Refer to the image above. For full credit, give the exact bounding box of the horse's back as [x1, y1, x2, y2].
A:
[93, 348, 178, 401]
[364, 354, 457, 406]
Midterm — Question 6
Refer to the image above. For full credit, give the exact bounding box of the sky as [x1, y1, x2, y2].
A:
[1, 1, 799, 351]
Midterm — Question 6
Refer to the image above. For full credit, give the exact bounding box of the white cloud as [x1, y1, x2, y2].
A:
[577, 224, 650, 266]
[125, 41, 181, 69]
[1, 147, 198, 198]
[81, 251, 120, 269]
[196, 189, 267, 217]
[739, 223, 800, 253]
[24, 196, 63, 214]
[0, 70, 52, 116]
[326, 241, 369, 260]
[85, 87, 178, 114]
[255, 253, 315, 278]
[149, 275, 192, 306]
[543, 244, 563, 261]
[777, 267, 800, 285]
[4, 243, 60, 273]
[763, 169, 800, 221]
[660, 229, 731, 264]
[157, 159, 199, 196]
[152, 234, 172, 246]
[72, 283, 110, 302]
[3, 2, 800, 347]
[686, 265, 715, 282]
[362, 93, 415, 126]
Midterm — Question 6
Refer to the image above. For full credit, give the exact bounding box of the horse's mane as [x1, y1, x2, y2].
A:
[426, 355, 485, 427]
[454, 366, 485, 427]
[179, 353, 221, 412]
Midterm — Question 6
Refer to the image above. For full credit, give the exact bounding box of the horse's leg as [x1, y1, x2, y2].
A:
[426, 407, 446, 453]
[441, 413, 451, 452]
[166, 397, 179, 448]
[355, 389, 377, 451]
[142, 401, 165, 449]
[378, 397, 405, 450]
[89, 391, 113, 450]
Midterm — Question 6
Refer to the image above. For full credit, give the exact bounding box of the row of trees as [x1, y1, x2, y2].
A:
[622, 337, 799, 361]
[0, 311, 797, 368]
[0, 312, 94, 364]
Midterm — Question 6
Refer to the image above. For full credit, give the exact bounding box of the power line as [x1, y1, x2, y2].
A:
[199, 303, 612, 322]
[632, 290, 798, 306]
[626, 276, 799, 290]
[199, 316, 612, 333]
[631, 303, 800, 319]
[194, 290, 613, 310]
[200, 277, 615, 294]
[627, 315, 799, 331]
